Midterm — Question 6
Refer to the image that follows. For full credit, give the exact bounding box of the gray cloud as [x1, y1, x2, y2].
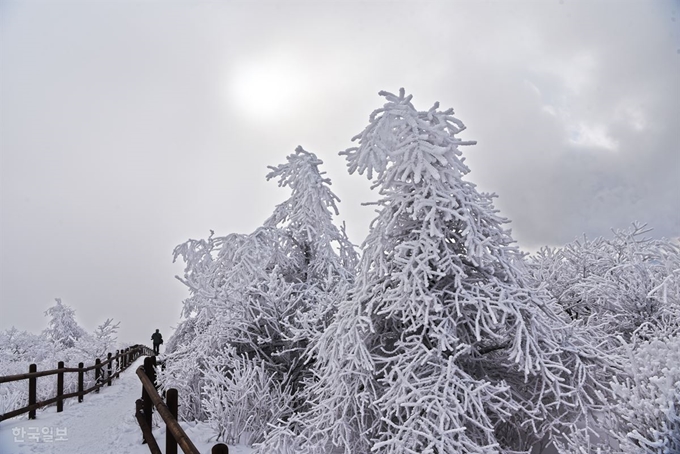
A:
[1, 0, 678, 344]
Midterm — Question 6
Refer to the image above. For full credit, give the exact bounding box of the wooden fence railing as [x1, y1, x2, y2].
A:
[135, 356, 229, 454]
[0, 344, 154, 422]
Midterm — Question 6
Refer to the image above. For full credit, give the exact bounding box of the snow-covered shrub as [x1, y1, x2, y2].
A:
[202, 350, 294, 446]
[0, 328, 56, 415]
[161, 230, 280, 422]
[0, 300, 123, 417]
[609, 335, 680, 453]
[527, 222, 680, 452]
[0, 327, 53, 365]
[528, 224, 680, 348]
[162, 324, 214, 420]
[298, 89, 612, 454]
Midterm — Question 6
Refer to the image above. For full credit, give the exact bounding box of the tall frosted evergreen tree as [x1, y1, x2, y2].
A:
[300, 90, 610, 454]
[162, 147, 356, 445]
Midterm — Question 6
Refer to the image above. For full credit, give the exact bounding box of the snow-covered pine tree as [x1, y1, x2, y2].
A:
[301, 89, 611, 454]
[250, 147, 359, 451]
[162, 147, 356, 446]
[261, 146, 357, 349]
[264, 146, 356, 289]
[210, 147, 357, 446]
[43, 298, 86, 349]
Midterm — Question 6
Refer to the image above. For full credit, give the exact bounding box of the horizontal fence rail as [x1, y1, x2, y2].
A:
[135, 356, 229, 454]
[0, 344, 155, 422]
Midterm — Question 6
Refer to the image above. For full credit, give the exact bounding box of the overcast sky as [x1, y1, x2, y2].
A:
[1, 0, 678, 347]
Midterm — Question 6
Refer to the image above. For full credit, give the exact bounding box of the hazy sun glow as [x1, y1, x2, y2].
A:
[226, 53, 312, 120]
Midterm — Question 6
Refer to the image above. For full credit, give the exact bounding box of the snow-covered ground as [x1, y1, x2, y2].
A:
[0, 357, 252, 454]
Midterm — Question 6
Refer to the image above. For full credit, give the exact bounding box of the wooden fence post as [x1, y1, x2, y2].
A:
[95, 358, 101, 392]
[107, 352, 113, 386]
[78, 362, 84, 402]
[142, 356, 156, 431]
[212, 443, 229, 454]
[57, 361, 64, 412]
[166, 388, 178, 454]
[28, 364, 37, 419]
[115, 349, 120, 374]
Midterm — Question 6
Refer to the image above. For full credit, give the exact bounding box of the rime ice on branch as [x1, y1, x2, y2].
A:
[301, 89, 611, 454]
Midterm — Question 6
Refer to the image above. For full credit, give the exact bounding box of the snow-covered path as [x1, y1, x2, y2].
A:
[0, 358, 251, 454]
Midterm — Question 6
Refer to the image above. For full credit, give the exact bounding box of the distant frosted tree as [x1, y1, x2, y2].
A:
[78, 318, 121, 358]
[300, 89, 610, 454]
[43, 298, 86, 349]
[92, 318, 120, 344]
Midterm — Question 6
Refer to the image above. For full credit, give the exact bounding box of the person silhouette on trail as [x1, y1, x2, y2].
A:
[151, 329, 163, 355]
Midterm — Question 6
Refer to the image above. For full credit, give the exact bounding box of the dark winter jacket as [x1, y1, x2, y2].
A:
[151, 332, 163, 345]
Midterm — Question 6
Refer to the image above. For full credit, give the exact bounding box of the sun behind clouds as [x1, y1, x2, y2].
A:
[225, 51, 313, 120]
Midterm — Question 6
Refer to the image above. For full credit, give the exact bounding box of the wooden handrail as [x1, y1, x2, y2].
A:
[135, 357, 230, 454]
[0, 345, 153, 383]
[135, 361, 201, 454]
[136, 399, 162, 454]
[0, 345, 154, 383]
